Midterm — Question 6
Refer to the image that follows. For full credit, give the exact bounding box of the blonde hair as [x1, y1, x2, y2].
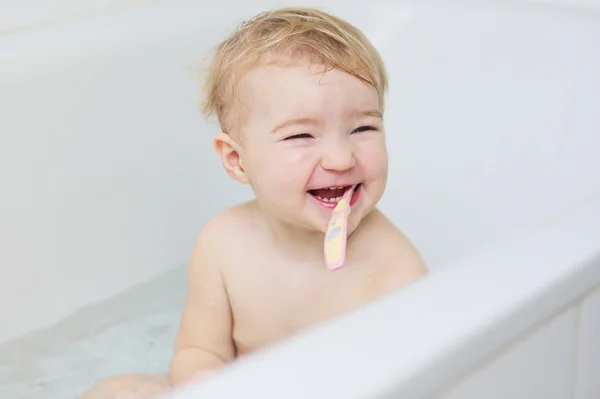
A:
[201, 7, 388, 133]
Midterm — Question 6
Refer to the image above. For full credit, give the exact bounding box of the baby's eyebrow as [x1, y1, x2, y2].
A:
[270, 117, 320, 134]
[350, 109, 383, 119]
[270, 109, 382, 134]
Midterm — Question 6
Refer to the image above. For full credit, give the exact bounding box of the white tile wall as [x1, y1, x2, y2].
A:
[575, 285, 600, 399]
[434, 306, 579, 399]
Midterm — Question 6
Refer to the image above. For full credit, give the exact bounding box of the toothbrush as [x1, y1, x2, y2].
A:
[324, 185, 355, 270]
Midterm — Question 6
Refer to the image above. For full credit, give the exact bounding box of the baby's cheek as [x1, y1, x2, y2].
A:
[253, 152, 305, 197]
[274, 150, 313, 180]
[361, 142, 388, 175]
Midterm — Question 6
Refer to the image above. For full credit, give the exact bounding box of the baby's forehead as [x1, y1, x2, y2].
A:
[238, 62, 379, 106]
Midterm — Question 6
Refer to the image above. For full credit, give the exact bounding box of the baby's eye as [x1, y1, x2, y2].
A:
[284, 133, 313, 140]
[353, 125, 377, 133]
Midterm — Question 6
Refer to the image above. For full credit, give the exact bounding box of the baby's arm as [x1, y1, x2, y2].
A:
[169, 220, 236, 386]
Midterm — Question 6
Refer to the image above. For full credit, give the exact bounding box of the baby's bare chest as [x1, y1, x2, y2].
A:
[226, 257, 400, 354]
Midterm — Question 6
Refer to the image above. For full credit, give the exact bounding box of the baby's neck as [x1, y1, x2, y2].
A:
[265, 218, 327, 263]
[259, 210, 366, 265]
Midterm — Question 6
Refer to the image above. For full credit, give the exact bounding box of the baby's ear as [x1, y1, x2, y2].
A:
[213, 132, 249, 184]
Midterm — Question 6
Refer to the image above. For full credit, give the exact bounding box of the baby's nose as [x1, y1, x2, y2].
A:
[320, 141, 355, 171]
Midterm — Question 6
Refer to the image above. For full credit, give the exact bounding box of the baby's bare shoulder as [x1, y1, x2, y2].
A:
[198, 200, 257, 237]
[190, 201, 260, 262]
[366, 210, 429, 281]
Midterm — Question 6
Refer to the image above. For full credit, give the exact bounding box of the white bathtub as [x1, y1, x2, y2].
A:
[1, 0, 599, 398]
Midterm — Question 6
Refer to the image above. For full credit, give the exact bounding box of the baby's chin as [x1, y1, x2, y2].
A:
[346, 211, 369, 235]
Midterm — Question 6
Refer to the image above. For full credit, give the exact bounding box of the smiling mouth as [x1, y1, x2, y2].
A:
[307, 184, 362, 207]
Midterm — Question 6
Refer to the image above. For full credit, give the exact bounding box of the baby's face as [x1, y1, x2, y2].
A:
[234, 60, 388, 235]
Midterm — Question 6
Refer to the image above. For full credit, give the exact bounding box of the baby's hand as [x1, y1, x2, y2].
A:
[119, 377, 171, 399]
[78, 374, 170, 399]
[115, 383, 170, 399]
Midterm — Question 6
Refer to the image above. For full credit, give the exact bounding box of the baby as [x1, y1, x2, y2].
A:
[80, 6, 428, 399]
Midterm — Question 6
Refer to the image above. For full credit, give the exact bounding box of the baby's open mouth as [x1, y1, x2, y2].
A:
[308, 184, 361, 204]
